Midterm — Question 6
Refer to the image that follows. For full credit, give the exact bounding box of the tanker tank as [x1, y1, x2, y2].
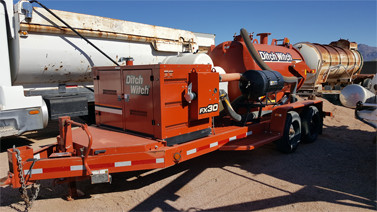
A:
[293, 39, 363, 96]
[11, 7, 214, 88]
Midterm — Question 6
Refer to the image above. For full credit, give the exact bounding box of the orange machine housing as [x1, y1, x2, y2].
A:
[92, 64, 219, 146]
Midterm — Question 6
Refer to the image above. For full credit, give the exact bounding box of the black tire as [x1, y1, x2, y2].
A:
[362, 78, 372, 90]
[276, 111, 301, 153]
[300, 106, 320, 143]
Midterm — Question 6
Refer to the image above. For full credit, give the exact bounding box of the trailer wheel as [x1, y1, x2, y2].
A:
[276, 111, 301, 153]
[300, 106, 320, 143]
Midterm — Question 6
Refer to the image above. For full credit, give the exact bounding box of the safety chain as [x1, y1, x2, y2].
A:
[14, 146, 40, 209]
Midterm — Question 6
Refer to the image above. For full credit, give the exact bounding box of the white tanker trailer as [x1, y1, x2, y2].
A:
[0, 0, 215, 138]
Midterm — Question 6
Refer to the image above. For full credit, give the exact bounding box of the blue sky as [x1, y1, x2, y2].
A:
[15, 0, 377, 47]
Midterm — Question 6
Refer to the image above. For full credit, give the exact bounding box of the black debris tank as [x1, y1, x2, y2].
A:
[239, 70, 285, 101]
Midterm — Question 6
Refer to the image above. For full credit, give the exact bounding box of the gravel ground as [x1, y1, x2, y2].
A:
[0, 97, 376, 212]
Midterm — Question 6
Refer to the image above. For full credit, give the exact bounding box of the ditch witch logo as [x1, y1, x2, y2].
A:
[125, 75, 150, 95]
[258, 51, 293, 62]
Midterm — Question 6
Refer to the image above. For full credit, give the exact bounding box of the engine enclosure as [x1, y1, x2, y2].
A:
[92, 64, 219, 146]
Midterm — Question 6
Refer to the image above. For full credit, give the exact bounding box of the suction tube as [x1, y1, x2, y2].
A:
[220, 90, 242, 122]
[282, 76, 298, 103]
[240, 28, 298, 103]
[240, 28, 272, 71]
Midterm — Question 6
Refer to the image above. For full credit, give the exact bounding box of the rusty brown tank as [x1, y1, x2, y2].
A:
[293, 39, 363, 94]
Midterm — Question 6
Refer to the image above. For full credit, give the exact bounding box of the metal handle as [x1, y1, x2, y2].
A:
[65, 120, 93, 175]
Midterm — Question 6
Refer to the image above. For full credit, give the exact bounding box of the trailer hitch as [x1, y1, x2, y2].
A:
[12, 146, 40, 209]
[0, 172, 13, 187]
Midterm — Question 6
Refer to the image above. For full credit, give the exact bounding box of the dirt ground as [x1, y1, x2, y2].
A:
[0, 97, 376, 212]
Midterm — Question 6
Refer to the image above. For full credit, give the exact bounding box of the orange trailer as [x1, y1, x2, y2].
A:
[2, 28, 332, 209]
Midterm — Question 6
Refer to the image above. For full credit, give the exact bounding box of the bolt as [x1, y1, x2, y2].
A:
[155, 145, 158, 149]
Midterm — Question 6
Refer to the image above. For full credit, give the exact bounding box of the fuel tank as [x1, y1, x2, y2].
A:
[208, 33, 307, 102]
[340, 84, 376, 108]
[293, 39, 363, 90]
[161, 53, 229, 93]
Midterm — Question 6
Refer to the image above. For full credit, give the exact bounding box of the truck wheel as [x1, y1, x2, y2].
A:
[300, 106, 320, 143]
[362, 78, 372, 90]
[276, 111, 301, 153]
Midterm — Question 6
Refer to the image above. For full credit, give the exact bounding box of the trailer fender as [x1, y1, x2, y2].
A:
[270, 100, 324, 135]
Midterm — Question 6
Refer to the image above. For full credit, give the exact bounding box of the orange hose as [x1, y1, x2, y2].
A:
[220, 73, 243, 82]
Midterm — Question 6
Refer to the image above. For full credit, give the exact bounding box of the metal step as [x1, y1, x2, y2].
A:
[219, 132, 281, 151]
[0, 126, 18, 137]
